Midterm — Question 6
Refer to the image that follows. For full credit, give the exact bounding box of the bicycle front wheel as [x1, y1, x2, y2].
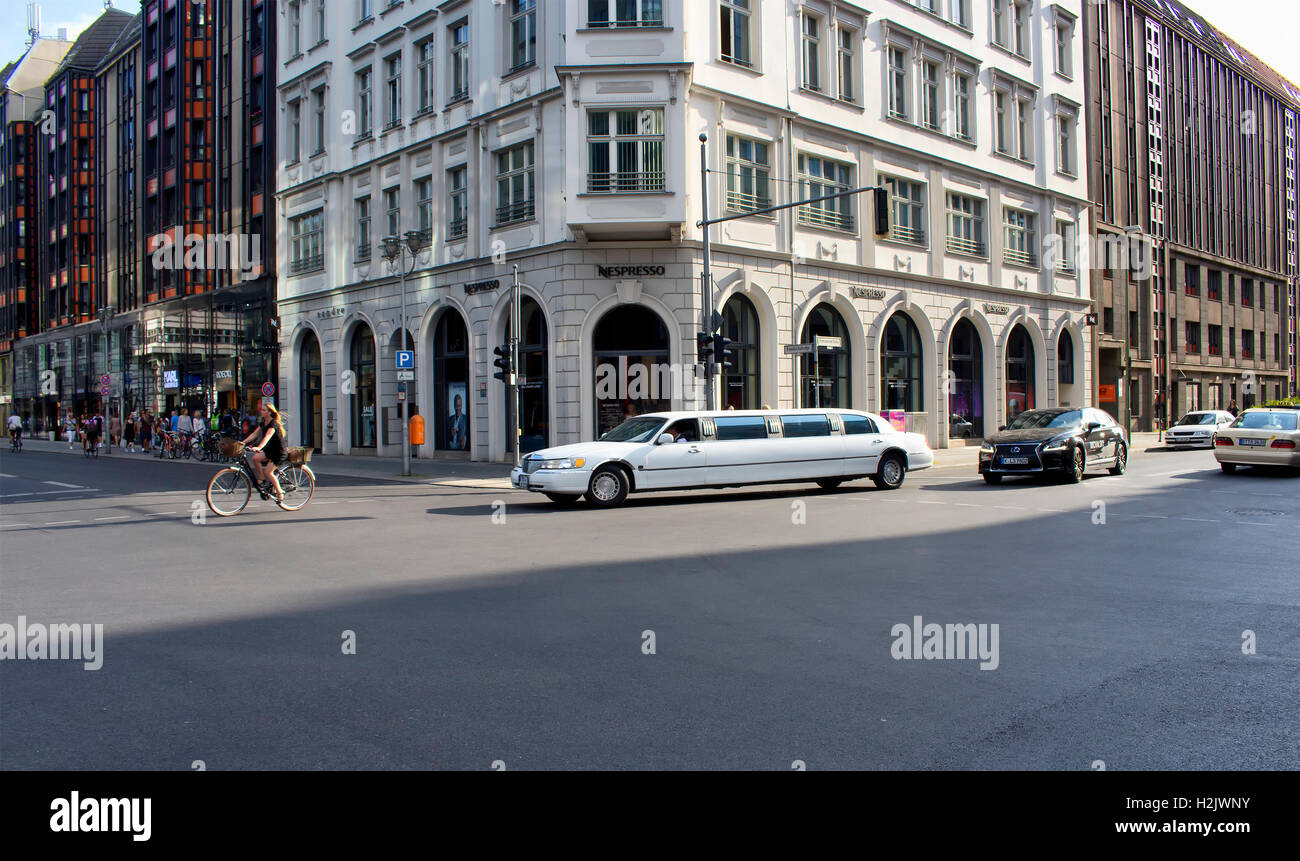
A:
[206, 468, 251, 516]
[276, 464, 315, 511]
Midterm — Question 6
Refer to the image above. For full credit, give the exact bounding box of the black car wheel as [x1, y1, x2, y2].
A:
[544, 492, 581, 506]
[1066, 447, 1085, 483]
[1108, 442, 1127, 475]
[1220, 462, 1237, 474]
[586, 465, 629, 508]
[872, 453, 906, 490]
[816, 478, 843, 490]
[982, 473, 1003, 485]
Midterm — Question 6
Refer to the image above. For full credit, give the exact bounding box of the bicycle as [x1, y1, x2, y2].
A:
[83, 436, 100, 459]
[8, 430, 22, 453]
[205, 441, 316, 516]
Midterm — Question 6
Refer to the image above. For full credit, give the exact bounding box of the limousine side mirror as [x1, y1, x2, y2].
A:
[656, 433, 675, 445]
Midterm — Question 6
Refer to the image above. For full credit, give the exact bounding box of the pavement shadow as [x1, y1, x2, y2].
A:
[424, 483, 892, 516]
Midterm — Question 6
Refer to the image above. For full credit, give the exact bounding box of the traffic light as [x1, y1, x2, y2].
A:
[713, 333, 736, 371]
[493, 345, 513, 383]
[696, 331, 713, 365]
[872, 186, 890, 237]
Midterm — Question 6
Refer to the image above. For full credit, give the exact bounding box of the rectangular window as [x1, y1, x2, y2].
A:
[384, 186, 400, 238]
[1016, 98, 1032, 160]
[1207, 324, 1222, 356]
[952, 0, 970, 29]
[713, 415, 768, 440]
[450, 20, 470, 102]
[1103, 307, 1114, 334]
[993, 0, 1007, 48]
[359, 0, 373, 21]
[1012, 1, 1029, 56]
[1184, 321, 1200, 354]
[1207, 269, 1221, 301]
[1185, 267, 1201, 297]
[1055, 21, 1072, 77]
[1057, 113, 1075, 174]
[356, 67, 372, 136]
[355, 198, 371, 260]
[797, 154, 854, 231]
[586, 108, 665, 193]
[802, 15, 821, 91]
[888, 46, 908, 119]
[315, 0, 326, 44]
[1054, 219, 1076, 274]
[288, 98, 301, 161]
[290, 209, 324, 273]
[588, 0, 664, 27]
[415, 176, 432, 237]
[946, 193, 986, 256]
[781, 414, 831, 438]
[1241, 329, 1252, 359]
[954, 73, 972, 140]
[496, 141, 536, 224]
[995, 90, 1010, 153]
[289, 1, 301, 55]
[1229, 327, 1235, 358]
[1241, 278, 1253, 307]
[880, 174, 926, 245]
[921, 61, 940, 130]
[1258, 331, 1265, 362]
[311, 87, 325, 155]
[416, 40, 434, 113]
[384, 53, 402, 129]
[511, 0, 537, 71]
[1003, 208, 1037, 268]
[1129, 311, 1140, 349]
[837, 27, 855, 101]
[725, 134, 770, 212]
[720, 0, 752, 66]
[447, 166, 467, 240]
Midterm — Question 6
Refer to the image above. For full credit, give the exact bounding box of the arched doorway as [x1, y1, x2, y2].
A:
[948, 318, 983, 439]
[1057, 329, 1077, 406]
[299, 330, 322, 451]
[1006, 324, 1036, 420]
[721, 294, 760, 410]
[350, 324, 377, 448]
[593, 304, 670, 437]
[433, 311, 470, 451]
[799, 303, 849, 408]
[881, 312, 924, 414]
[506, 296, 549, 454]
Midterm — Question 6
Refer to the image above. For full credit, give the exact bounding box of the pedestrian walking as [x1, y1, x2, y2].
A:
[124, 412, 137, 452]
[141, 413, 153, 453]
[1228, 399, 1239, 417]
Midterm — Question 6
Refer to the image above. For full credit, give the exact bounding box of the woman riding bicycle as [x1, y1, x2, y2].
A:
[242, 403, 286, 501]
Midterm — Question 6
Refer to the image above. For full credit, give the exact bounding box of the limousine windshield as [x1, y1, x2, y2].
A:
[601, 416, 669, 442]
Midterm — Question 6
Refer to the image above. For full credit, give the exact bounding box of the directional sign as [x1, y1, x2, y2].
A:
[396, 350, 415, 369]
[784, 344, 816, 355]
[814, 335, 843, 350]
[261, 381, 276, 397]
[397, 370, 415, 381]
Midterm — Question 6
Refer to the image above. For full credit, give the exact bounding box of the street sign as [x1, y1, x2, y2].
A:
[784, 344, 816, 355]
[99, 373, 111, 386]
[397, 370, 414, 381]
[261, 381, 276, 397]
[814, 335, 843, 350]
[396, 350, 415, 369]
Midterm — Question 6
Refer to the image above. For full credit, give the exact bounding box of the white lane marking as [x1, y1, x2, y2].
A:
[155, 511, 177, 515]
[94, 515, 130, 521]
[0, 472, 16, 478]
[0, 492, 35, 499]
[1211, 491, 1240, 495]
[44, 520, 80, 526]
[0, 488, 101, 499]
[915, 500, 947, 505]
[992, 505, 1025, 510]
[1133, 514, 1169, 519]
[1234, 522, 1272, 526]
[42, 481, 83, 489]
[0, 523, 29, 528]
[1179, 517, 1220, 523]
[954, 503, 981, 507]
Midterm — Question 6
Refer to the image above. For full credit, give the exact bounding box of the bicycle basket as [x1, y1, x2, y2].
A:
[219, 440, 245, 457]
[287, 446, 312, 464]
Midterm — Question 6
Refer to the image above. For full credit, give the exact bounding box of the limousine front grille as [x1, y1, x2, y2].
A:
[524, 457, 543, 474]
[992, 443, 1043, 471]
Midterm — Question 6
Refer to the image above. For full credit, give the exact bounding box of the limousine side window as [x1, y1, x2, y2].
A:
[664, 419, 701, 442]
[842, 414, 879, 435]
[714, 415, 769, 441]
[780, 414, 832, 437]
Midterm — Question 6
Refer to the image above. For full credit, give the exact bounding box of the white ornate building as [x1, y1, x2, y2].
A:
[275, 0, 1091, 460]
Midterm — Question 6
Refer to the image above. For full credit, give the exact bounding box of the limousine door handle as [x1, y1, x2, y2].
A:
[687, 446, 701, 454]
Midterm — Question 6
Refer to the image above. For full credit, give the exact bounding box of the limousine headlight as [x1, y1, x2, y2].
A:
[536, 457, 585, 470]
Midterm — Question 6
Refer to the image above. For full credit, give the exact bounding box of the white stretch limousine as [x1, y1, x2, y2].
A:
[510, 409, 934, 507]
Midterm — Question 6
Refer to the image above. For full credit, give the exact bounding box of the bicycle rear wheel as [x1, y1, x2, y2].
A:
[206, 468, 251, 516]
[276, 464, 315, 511]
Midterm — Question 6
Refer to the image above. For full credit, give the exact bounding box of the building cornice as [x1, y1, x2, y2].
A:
[277, 60, 331, 93]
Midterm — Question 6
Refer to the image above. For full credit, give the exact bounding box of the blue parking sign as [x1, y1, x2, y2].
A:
[396, 350, 415, 369]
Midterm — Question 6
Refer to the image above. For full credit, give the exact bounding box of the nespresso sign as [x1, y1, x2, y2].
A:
[463, 279, 501, 295]
[597, 265, 665, 279]
[850, 287, 887, 300]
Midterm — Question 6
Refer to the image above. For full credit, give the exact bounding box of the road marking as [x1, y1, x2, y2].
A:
[1211, 491, 1240, 495]
[0, 488, 101, 499]
[44, 520, 80, 526]
[155, 511, 177, 515]
[0, 492, 35, 498]
[0, 523, 28, 528]
[1179, 517, 1220, 523]
[992, 505, 1025, 510]
[1040, 508, 1067, 512]
[1234, 522, 1272, 526]
[42, 481, 83, 489]
[915, 500, 947, 505]
[94, 515, 130, 521]
[0, 472, 16, 478]
[954, 503, 981, 507]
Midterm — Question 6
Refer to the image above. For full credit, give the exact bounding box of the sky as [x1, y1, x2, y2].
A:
[1, 0, 1296, 96]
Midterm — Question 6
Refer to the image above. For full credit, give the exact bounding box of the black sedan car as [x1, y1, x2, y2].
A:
[978, 408, 1128, 484]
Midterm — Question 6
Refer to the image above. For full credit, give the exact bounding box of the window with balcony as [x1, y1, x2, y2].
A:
[449, 20, 470, 102]
[511, 0, 537, 71]
[1003, 208, 1037, 268]
[946, 193, 986, 257]
[801, 14, 822, 91]
[384, 54, 402, 129]
[725, 134, 770, 213]
[447, 166, 467, 240]
[355, 197, 371, 260]
[587, 0, 664, 28]
[880, 174, 925, 245]
[720, 0, 752, 67]
[797, 154, 853, 231]
[496, 141, 535, 224]
[837, 26, 856, 102]
[416, 39, 434, 113]
[586, 108, 665, 193]
[290, 209, 324, 273]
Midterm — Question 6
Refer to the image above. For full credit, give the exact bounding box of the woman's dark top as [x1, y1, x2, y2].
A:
[259, 419, 285, 464]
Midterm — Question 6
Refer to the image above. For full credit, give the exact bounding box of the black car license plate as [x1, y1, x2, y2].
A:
[1001, 457, 1029, 465]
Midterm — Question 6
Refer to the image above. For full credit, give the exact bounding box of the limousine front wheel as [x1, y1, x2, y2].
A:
[873, 453, 906, 490]
[586, 465, 629, 508]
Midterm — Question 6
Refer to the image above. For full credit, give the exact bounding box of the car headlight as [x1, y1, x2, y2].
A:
[536, 457, 585, 470]
[1042, 437, 1070, 451]
[979, 444, 994, 455]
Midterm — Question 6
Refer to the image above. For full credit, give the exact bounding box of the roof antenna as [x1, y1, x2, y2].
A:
[25, 2, 39, 47]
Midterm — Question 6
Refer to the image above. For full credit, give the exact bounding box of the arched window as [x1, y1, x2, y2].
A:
[881, 313, 924, 413]
[350, 324, 376, 448]
[433, 312, 470, 451]
[1006, 325, 1036, 419]
[1058, 330, 1074, 384]
[506, 297, 548, 454]
[299, 330, 322, 450]
[799, 303, 849, 408]
[722, 294, 760, 410]
[948, 318, 983, 438]
[593, 305, 670, 436]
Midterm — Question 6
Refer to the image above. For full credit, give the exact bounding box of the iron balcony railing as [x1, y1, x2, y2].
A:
[725, 189, 772, 213]
[289, 253, 323, 274]
[447, 218, 467, 241]
[495, 199, 535, 225]
[888, 224, 926, 245]
[946, 235, 986, 257]
[355, 242, 371, 261]
[797, 205, 854, 232]
[1004, 247, 1037, 268]
[586, 171, 666, 194]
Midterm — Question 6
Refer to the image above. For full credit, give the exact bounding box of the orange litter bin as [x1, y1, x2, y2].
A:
[409, 414, 425, 446]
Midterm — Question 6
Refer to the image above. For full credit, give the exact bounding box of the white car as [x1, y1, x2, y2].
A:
[1165, 410, 1236, 448]
[510, 408, 935, 508]
[1213, 408, 1300, 473]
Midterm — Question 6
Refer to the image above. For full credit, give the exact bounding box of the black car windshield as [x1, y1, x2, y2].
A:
[600, 416, 668, 443]
[1177, 413, 1219, 426]
[1007, 410, 1082, 430]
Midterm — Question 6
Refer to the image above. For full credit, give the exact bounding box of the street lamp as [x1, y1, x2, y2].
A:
[97, 305, 116, 453]
[380, 229, 429, 476]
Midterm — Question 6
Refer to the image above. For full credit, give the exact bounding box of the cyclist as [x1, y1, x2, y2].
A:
[83, 412, 101, 456]
[243, 402, 286, 501]
[7, 413, 21, 450]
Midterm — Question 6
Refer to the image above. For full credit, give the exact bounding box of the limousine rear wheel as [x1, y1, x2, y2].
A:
[873, 453, 906, 490]
[586, 465, 629, 508]
[816, 478, 843, 490]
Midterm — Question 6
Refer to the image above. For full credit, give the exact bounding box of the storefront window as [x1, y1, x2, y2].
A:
[881, 313, 924, 413]
[722, 294, 760, 410]
[434, 312, 470, 451]
[1006, 324, 1036, 419]
[350, 324, 377, 448]
[505, 297, 548, 454]
[593, 305, 670, 437]
[948, 318, 983, 438]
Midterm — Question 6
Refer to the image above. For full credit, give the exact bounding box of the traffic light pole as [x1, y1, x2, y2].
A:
[512, 265, 521, 469]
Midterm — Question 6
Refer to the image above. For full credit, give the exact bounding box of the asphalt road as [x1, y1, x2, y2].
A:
[1, 443, 1296, 770]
